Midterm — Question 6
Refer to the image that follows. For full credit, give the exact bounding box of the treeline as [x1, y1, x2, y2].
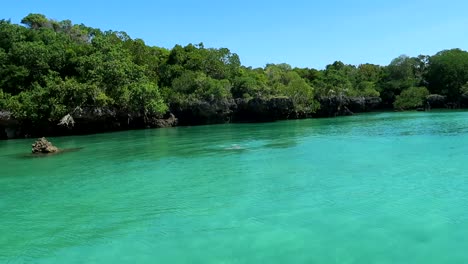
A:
[1, 14, 468, 127]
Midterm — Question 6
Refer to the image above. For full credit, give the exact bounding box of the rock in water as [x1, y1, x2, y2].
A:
[32, 137, 59, 154]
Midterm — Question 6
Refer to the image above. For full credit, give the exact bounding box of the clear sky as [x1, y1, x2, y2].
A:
[2, 0, 467, 69]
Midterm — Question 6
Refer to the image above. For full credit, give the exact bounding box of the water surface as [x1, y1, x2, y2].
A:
[1, 111, 468, 263]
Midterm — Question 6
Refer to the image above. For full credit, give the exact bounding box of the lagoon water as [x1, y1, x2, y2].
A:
[1, 111, 468, 263]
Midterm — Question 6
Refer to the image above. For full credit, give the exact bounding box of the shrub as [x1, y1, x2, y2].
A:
[393, 86, 429, 110]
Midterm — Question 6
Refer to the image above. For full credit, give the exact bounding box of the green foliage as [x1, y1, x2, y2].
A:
[2, 12, 468, 129]
[0, 89, 7, 109]
[293, 67, 321, 84]
[314, 61, 355, 96]
[6, 82, 53, 121]
[377, 55, 426, 105]
[9, 41, 51, 79]
[264, 64, 318, 111]
[199, 78, 232, 101]
[232, 68, 268, 98]
[349, 81, 380, 97]
[161, 43, 240, 86]
[0, 47, 6, 65]
[171, 71, 202, 95]
[393, 87, 429, 110]
[170, 71, 232, 102]
[426, 49, 468, 100]
[128, 81, 167, 115]
[0, 14, 170, 122]
[0, 20, 27, 51]
[356, 64, 382, 84]
[386, 56, 418, 88]
[283, 73, 319, 112]
[21, 14, 49, 29]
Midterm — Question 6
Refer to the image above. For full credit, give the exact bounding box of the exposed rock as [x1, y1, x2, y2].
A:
[67, 107, 126, 134]
[347, 97, 382, 113]
[446, 102, 458, 109]
[146, 113, 178, 128]
[1, 96, 383, 139]
[170, 99, 236, 125]
[343, 106, 354, 116]
[32, 137, 59, 154]
[4, 128, 17, 139]
[365, 97, 383, 110]
[315, 96, 382, 117]
[266, 97, 296, 118]
[58, 114, 75, 128]
[460, 94, 468, 108]
[0, 127, 6, 140]
[233, 97, 295, 122]
[426, 94, 447, 109]
[314, 96, 348, 117]
[347, 97, 366, 112]
[0, 111, 12, 125]
[73, 107, 118, 124]
[169, 97, 296, 124]
[0, 111, 19, 139]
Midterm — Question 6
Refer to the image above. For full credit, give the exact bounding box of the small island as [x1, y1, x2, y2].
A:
[1, 14, 468, 140]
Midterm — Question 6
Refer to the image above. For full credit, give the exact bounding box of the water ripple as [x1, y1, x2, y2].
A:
[2, 111, 468, 263]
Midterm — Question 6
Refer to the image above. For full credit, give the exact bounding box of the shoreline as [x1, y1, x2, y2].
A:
[1, 96, 383, 140]
[2, 106, 465, 141]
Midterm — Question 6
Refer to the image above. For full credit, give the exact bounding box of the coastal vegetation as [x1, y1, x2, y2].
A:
[1, 14, 468, 138]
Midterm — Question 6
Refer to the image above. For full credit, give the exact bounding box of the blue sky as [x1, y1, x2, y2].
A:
[2, 0, 467, 68]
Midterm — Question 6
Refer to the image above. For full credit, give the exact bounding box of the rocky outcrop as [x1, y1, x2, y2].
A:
[0, 111, 19, 139]
[0, 106, 180, 138]
[170, 97, 296, 125]
[0, 96, 383, 139]
[364, 97, 383, 110]
[58, 107, 178, 133]
[170, 99, 236, 125]
[0, 111, 12, 125]
[346, 97, 366, 113]
[347, 96, 383, 113]
[233, 97, 295, 122]
[71, 107, 121, 133]
[32, 137, 58, 154]
[315, 96, 352, 117]
[460, 94, 468, 108]
[314, 96, 382, 117]
[426, 94, 447, 109]
[58, 114, 75, 128]
[146, 113, 178, 128]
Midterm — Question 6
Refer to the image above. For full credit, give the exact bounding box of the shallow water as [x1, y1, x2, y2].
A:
[1, 111, 468, 263]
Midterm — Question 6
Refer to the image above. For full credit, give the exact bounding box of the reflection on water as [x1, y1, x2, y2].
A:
[15, 148, 84, 159]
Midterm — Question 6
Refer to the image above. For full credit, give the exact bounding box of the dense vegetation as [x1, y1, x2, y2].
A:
[1, 14, 468, 128]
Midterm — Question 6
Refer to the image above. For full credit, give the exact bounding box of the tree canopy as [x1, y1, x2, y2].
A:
[1, 14, 468, 127]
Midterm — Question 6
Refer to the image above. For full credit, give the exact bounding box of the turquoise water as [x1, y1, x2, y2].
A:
[1, 111, 468, 263]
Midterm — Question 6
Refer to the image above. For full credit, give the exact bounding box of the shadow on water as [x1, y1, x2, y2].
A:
[14, 147, 84, 159]
[171, 122, 307, 157]
[5, 110, 467, 162]
[90, 120, 313, 160]
[263, 140, 298, 149]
